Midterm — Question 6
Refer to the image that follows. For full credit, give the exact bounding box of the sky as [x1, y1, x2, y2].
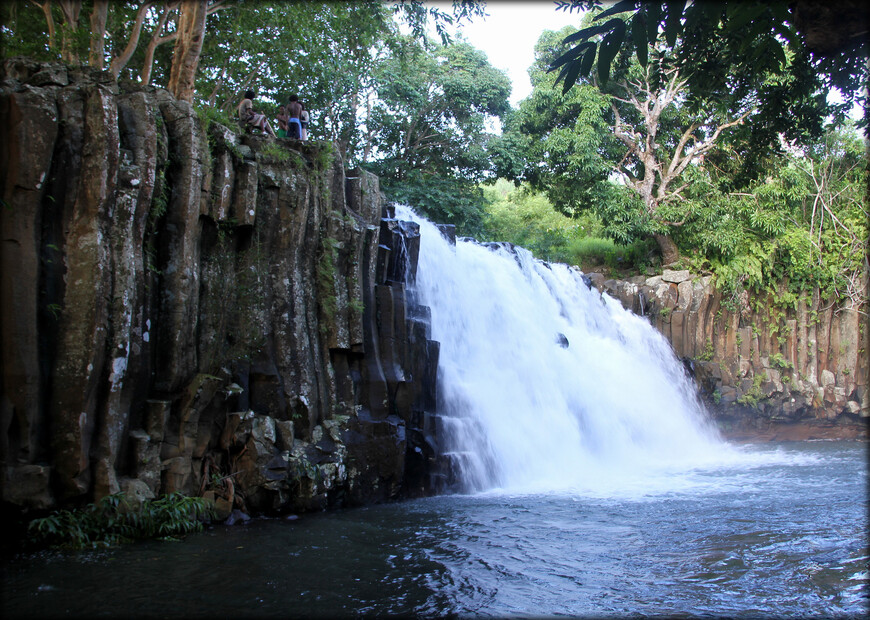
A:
[442, 2, 585, 106]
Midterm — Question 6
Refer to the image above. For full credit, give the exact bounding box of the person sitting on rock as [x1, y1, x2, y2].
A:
[238, 90, 276, 137]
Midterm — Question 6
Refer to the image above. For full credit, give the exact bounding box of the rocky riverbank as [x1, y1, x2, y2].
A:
[586, 268, 868, 440]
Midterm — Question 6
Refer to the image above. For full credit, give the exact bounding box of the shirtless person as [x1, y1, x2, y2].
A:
[287, 95, 303, 140]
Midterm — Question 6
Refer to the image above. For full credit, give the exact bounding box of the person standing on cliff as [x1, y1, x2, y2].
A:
[238, 90, 276, 137]
[275, 105, 289, 138]
[300, 102, 309, 141]
[287, 95, 303, 140]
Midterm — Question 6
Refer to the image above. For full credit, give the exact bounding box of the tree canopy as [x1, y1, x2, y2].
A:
[493, 16, 867, 302]
[549, 0, 868, 134]
[364, 35, 510, 232]
[1, 1, 506, 232]
[496, 25, 762, 263]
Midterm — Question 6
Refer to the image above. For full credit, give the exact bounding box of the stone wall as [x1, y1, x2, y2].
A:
[588, 268, 869, 437]
[0, 60, 441, 517]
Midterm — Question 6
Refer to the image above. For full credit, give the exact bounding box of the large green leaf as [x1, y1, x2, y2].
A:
[595, 0, 639, 21]
[597, 21, 625, 84]
[663, 1, 685, 48]
[632, 12, 648, 68]
[551, 41, 594, 71]
[644, 3, 662, 43]
[562, 20, 617, 45]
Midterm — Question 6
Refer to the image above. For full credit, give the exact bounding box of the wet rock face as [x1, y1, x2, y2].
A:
[588, 270, 869, 431]
[0, 60, 441, 516]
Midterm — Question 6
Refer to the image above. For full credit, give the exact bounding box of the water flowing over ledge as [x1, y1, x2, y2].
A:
[398, 205, 790, 496]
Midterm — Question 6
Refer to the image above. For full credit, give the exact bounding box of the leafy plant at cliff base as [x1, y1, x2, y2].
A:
[27, 492, 216, 550]
[737, 374, 765, 408]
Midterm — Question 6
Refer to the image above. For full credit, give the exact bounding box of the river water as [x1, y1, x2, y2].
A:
[3, 209, 867, 617]
[1, 441, 867, 618]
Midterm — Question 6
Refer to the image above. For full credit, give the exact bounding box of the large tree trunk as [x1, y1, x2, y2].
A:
[88, 0, 108, 69]
[653, 233, 680, 266]
[58, 0, 82, 64]
[109, 2, 154, 80]
[167, 0, 207, 102]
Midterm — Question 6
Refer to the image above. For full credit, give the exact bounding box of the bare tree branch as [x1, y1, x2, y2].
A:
[109, 2, 154, 79]
[29, 0, 56, 52]
[141, 1, 180, 86]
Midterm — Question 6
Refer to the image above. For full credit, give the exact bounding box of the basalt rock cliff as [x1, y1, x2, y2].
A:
[0, 59, 445, 517]
[588, 269, 868, 439]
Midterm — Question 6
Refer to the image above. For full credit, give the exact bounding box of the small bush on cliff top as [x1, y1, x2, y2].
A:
[196, 104, 237, 136]
[28, 492, 215, 550]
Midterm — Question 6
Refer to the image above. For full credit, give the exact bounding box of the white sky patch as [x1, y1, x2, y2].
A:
[449, 1, 583, 106]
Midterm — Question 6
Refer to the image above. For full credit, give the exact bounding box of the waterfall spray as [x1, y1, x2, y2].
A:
[396, 206, 730, 495]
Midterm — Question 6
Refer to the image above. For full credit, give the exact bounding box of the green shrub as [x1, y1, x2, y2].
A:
[195, 104, 237, 134]
[564, 236, 656, 272]
[28, 492, 216, 550]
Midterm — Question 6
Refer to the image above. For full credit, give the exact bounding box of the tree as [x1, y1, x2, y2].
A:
[4, 1, 228, 100]
[498, 26, 760, 263]
[364, 36, 511, 233]
[604, 63, 752, 263]
[2, 0, 501, 215]
[549, 0, 868, 134]
[167, 0, 208, 102]
[673, 125, 867, 304]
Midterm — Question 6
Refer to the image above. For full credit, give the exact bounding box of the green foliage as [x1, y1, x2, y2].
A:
[364, 36, 510, 235]
[27, 492, 216, 550]
[769, 352, 793, 371]
[492, 27, 618, 218]
[45, 303, 62, 320]
[259, 141, 292, 164]
[480, 179, 592, 261]
[196, 104, 237, 137]
[737, 374, 765, 408]
[479, 179, 656, 272]
[698, 339, 715, 361]
[550, 1, 865, 134]
[494, 24, 759, 261]
[565, 236, 656, 273]
[677, 126, 867, 303]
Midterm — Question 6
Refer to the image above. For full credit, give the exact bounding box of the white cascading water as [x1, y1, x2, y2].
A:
[396, 205, 738, 497]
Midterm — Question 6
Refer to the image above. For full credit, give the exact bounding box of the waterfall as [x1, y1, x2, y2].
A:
[396, 206, 733, 496]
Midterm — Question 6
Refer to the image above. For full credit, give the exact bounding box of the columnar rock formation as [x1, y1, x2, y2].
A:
[0, 60, 441, 516]
[588, 269, 868, 436]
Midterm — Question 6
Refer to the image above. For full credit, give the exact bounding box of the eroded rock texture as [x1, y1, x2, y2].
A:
[587, 268, 868, 436]
[0, 60, 441, 515]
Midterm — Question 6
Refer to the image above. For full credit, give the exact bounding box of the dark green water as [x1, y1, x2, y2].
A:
[2, 441, 867, 618]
